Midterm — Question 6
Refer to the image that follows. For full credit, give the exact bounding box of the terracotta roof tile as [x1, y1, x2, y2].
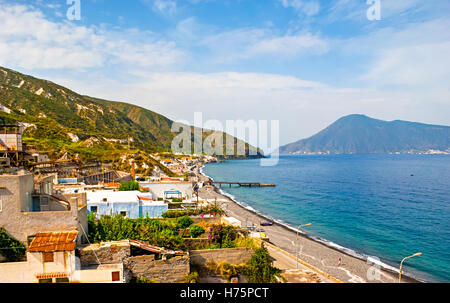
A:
[28, 231, 78, 252]
[36, 272, 68, 279]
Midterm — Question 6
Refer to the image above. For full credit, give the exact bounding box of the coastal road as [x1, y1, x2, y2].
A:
[196, 172, 413, 283]
[265, 244, 336, 283]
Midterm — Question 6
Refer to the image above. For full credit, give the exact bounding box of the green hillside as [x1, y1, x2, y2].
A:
[0, 66, 263, 170]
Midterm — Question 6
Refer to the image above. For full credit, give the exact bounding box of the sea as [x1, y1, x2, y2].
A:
[202, 154, 450, 282]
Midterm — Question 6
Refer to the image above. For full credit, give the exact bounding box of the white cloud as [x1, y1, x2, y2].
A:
[324, 0, 429, 23]
[152, 0, 177, 15]
[0, 4, 184, 70]
[247, 33, 329, 56]
[57, 70, 450, 147]
[362, 42, 450, 87]
[199, 27, 329, 62]
[344, 19, 450, 88]
[279, 0, 321, 16]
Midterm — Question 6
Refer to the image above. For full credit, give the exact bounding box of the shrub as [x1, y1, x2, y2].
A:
[215, 261, 239, 281]
[208, 243, 221, 250]
[135, 277, 157, 283]
[87, 214, 183, 250]
[184, 272, 200, 283]
[234, 236, 258, 249]
[222, 239, 237, 248]
[0, 227, 26, 262]
[189, 225, 205, 238]
[119, 180, 140, 191]
[177, 215, 194, 229]
[207, 224, 237, 248]
[162, 209, 199, 218]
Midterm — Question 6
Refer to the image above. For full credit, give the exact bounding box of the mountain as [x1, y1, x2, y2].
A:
[0, 66, 263, 167]
[279, 114, 450, 154]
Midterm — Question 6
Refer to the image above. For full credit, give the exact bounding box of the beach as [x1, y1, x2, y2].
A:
[195, 163, 420, 283]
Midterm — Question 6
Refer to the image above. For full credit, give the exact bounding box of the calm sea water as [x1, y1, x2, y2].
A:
[203, 155, 450, 282]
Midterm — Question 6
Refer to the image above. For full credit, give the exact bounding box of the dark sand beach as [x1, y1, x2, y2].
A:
[195, 164, 420, 283]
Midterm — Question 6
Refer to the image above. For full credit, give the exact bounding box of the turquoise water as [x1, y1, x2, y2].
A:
[203, 155, 450, 282]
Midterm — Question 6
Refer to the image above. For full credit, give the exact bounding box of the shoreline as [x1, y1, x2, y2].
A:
[196, 162, 424, 283]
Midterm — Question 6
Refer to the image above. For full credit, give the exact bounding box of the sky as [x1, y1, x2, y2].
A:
[0, 0, 449, 152]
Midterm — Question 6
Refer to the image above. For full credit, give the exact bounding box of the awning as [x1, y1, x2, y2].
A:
[164, 190, 181, 194]
[137, 195, 153, 201]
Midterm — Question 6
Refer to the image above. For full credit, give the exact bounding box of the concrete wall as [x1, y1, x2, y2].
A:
[124, 255, 190, 283]
[0, 250, 123, 283]
[0, 251, 77, 283]
[0, 173, 84, 244]
[75, 263, 124, 283]
[190, 248, 255, 267]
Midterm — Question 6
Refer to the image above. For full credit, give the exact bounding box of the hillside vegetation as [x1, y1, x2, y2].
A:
[0, 66, 263, 170]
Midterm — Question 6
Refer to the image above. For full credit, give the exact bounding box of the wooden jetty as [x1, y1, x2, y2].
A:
[213, 182, 275, 188]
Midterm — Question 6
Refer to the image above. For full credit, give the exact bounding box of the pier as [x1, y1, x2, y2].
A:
[213, 182, 275, 188]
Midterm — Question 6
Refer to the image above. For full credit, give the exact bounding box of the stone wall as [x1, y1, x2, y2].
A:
[124, 254, 190, 283]
[78, 241, 131, 266]
[182, 238, 210, 251]
[190, 248, 254, 267]
[192, 217, 221, 225]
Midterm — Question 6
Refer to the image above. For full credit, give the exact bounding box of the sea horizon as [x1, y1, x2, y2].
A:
[203, 154, 450, 283]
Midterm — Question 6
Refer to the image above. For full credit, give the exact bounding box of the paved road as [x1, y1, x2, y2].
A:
[265, 245, 335, 283]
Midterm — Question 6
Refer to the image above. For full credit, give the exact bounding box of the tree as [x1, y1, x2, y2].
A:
[0, 228, 26, 262]
[245, 244, 283, 283]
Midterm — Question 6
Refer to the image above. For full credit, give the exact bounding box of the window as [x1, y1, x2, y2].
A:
[43, 252, 54, 263]
[55, 277, 69, 283]
[40, 196, 49, 211]
[90, 206, 98, 213]
[38, 278, 53, 283]
[112, 271, 120, 282]
[120, 211, 127, 218]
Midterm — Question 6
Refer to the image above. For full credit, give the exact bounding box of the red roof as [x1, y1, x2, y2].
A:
[28, 231, 78, 252]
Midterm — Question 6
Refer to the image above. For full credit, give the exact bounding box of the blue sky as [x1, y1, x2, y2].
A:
[0, 0, 449, 149]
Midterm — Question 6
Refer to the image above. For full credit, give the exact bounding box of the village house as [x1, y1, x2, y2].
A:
[85, 189, 168, 219]
[0, 169, 88, 244]
[0, 231, 124, 283]
[139, 181, 193, 202]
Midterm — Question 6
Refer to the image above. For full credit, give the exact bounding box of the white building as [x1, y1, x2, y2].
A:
[0, 231, 123, 283]
[139, 182, 193, 202]
[85, 190, 168, 218]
